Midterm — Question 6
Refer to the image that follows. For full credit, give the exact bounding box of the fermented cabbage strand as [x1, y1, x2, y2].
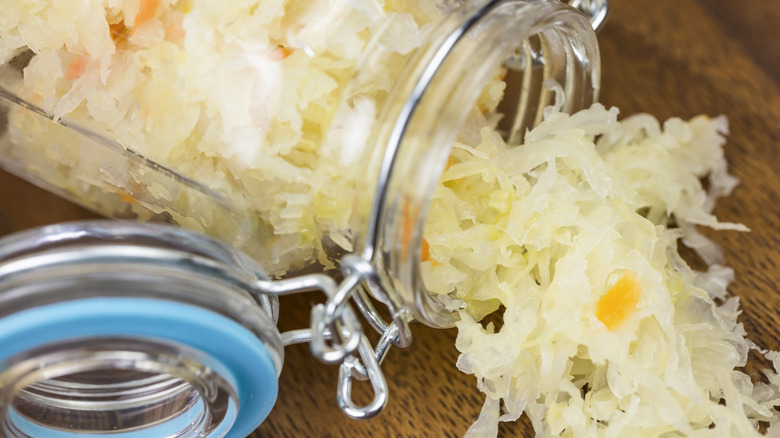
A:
[421, 104, 780, 436]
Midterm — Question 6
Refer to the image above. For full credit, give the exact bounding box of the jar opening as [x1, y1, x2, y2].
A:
[12, 372, 198, 433]
[0, 338, 237, 437]
[370, 0, 600, 328]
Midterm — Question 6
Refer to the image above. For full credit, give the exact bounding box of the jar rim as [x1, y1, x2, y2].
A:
[0, 220, 280, 330]
[0, 220, 284, 437]
[364, 0, 601, 328]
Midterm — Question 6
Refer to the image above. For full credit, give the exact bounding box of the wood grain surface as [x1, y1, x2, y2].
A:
[0, 0, 778, 436]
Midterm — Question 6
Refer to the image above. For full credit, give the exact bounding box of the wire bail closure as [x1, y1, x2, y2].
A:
[252, 254, 412, 420]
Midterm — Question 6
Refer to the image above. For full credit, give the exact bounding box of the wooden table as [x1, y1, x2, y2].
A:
[1, 0, 778, 436]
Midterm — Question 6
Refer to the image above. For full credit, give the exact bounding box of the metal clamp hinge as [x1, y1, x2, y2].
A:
[251, 256, 412, 420]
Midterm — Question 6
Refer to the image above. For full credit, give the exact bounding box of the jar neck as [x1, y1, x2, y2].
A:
[354, 0, 600, 327]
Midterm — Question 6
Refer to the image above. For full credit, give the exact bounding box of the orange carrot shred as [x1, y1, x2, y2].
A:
[135, 0, 161, 28]
[117, 190, 137, 204]
[421, 238, 431, 261]
[65, 56, 88, 81]
[421, 238, 442, 267]
[401, 199, 440, 265]
[270, 46, 294, 62]
[596, 271, 641, 330]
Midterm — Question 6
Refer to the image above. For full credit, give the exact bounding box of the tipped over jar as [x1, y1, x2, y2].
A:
[0, 0, 599, 284]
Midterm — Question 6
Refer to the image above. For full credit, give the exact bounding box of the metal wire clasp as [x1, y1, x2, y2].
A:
[251, 255, 411, 420]
[568, 0, 609, 32]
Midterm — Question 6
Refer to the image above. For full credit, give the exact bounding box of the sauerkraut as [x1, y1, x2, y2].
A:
[421, 104, 780, 436]
[0, 0, 444, 274]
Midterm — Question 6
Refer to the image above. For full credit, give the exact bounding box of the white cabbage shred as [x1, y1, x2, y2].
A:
[421, 104, 780, 436]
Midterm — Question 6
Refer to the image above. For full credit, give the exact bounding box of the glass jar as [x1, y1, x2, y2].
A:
[0, 0, 603, 435]
[0, 0, 600, 276]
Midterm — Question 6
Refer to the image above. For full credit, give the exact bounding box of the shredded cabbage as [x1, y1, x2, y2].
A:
[421, 104, 780, 436]
[0, 0, 442, 275]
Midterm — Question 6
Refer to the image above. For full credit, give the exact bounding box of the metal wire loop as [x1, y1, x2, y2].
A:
[252, 262, 401, 419]
[348, 320, 400, 382]
[568, 0, 609, 31]
[321, 270, 362, 328]
[340, 254, 413, 349]
[310, 303, 362, 364]
[352, 286, 390, 335]
[252, 275, 363, 363]
[337, 335, 388, 420]
[253, 274, 338, 298]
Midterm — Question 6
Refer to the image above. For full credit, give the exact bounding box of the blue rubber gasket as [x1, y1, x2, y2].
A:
[0, 297, 279, 438]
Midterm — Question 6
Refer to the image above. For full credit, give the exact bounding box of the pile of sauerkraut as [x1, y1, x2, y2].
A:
[421, 104, 780, 436]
